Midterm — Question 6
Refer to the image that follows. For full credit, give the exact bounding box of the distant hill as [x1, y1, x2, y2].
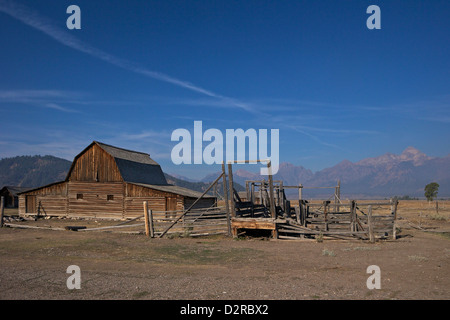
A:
[0, 155, 239, 196]
[0, 155, 71, 188]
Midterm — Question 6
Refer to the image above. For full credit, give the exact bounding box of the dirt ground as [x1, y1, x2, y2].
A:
[0, 200, 449, 300]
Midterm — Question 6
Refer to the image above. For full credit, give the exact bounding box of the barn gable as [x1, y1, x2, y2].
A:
[66, 141, 168, 185]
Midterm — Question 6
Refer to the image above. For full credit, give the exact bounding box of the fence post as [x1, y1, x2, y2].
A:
[301, 201, 307, 226]
[267, 161, 276, 219]
[337, 180, 341, 213]
[222, 163, 231, 236]
[350, 200, 356, 232]
[143, 201, 150, 237]
[0, 196, 4, 228]
[227, 163, 236, 218]
[323, 200, 329, 232]
[393, 199, 399, 240]
[368, 205, 375, 243]
[149, 209, 155, 238]
[298, 184, 302, 205]
[245, 181, 250, 202]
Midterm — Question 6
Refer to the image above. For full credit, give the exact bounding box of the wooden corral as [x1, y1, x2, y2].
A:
[275, 200, 398, 241]
[18, 141, 215, 220]
[226, 162, 398, 241]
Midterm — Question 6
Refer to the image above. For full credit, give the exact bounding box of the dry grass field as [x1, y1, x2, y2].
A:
[0, 200, 449, 301]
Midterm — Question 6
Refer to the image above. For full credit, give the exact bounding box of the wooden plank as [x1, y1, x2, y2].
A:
[116, 215, 144, 225]
[79, 223, 144, 231]
[368, 205, 375, 243]
[4, 223, 65, 231]
[231, 219, 276, 230]
[189, 231, 227, 237]
[355, 201, 396, 206]
[0, 196, 4, 227]
[228, 163, 236, 218]
[222, 163, 231, 236]
[148, 209, 155, 237]
[267, 161, 276, 218]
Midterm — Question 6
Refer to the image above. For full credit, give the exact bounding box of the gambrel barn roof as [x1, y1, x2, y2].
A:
[66, 141, 168, 185]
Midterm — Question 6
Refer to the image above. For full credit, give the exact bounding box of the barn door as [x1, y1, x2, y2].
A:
[165, 197, 177, 218]
[26, 195, 36, 213]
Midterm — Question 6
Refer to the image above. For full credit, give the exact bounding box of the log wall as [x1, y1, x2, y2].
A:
[18, 182, 67, 216]
[124, 183, 184, 219]
[67, 181, 124, 219]
[18, 182, 214, 220]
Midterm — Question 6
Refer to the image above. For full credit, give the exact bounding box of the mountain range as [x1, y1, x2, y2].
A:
[0, 147, 448, 199]
[194, 147, 450, 199]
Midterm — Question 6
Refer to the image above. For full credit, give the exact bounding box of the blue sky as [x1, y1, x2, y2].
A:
[0, 0, 449, 179]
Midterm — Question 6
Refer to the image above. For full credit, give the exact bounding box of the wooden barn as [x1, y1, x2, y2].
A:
[0, 186, 32, 208]
[18, 141, 216, 219]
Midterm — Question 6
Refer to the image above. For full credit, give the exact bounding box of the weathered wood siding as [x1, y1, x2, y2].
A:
[38, 196, 67, 216]
[18, 195, 26, 215]
[17, 181, 214, 220]
[67, 181, 124, 219]
[18, 182, 68, 217]
[124, 183, 184, 218]
[68, 143, 122, 182]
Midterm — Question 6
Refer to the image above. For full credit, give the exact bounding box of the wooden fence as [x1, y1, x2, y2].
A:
[277, 200, 398, 241]
[142, 204, 229, 238]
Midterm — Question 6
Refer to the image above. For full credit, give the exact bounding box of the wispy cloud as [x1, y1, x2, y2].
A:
[286, 124, 379, 135]
[0, 0, 255, 113]
[0, 89, 82, 113]
[383, 95, 450, 120]
[44, 103, 79, 113]
[116, 130, 171, 146]
[0, 89, 67, 100]
[423, 116, 450, 124]
[285, 124, 344, 150]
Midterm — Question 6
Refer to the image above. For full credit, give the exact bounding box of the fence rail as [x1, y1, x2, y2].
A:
[143, 204, 229, 238]
[276, 199, 398, 241]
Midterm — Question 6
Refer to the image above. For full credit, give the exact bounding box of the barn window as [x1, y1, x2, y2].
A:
[76, 193, 83, 200]
[107, 195, 114, 201]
